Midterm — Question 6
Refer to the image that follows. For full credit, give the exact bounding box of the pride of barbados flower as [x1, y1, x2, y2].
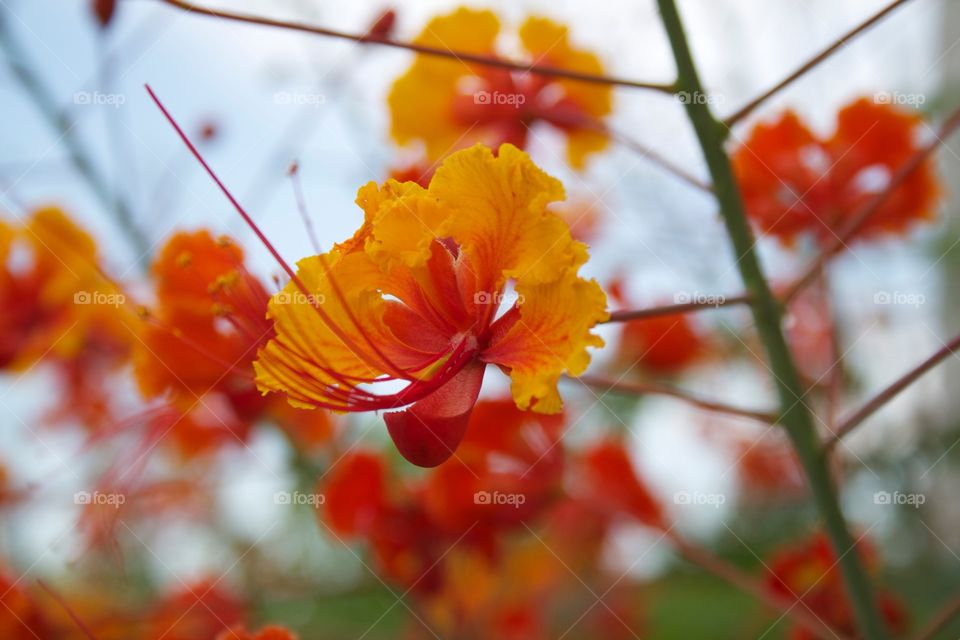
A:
[388, 8, 613, 170]
[254, 143, 608, 466]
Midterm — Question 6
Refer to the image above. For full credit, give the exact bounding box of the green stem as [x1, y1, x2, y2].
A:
[655, 1, 889, 638]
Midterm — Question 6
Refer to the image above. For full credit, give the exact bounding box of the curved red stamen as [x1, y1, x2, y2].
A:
[146, 85, 406, 379]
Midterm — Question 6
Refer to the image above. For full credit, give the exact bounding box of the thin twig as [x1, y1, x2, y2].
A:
[723, 0, 914, 126]
[666, 532, 850, 640]
[599, 122, 712, 191]
[156, 0, 676, 93]
[824, 331, 960, 451]
[911, 597, 960, 640]
[575, 374, 777, 424]
[605, 293, 751, 323]
[36, 579, 98, 640]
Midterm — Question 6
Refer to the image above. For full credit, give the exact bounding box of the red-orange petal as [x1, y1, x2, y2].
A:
[385, 360, 486, 467]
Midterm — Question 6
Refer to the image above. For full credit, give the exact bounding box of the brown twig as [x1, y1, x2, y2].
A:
[723, 0, 914, 126]
[666, 531, 849, 640]
[911, 597, 960, 640]
[824, 331, 960, 451]
[605, 293, 752, 323]
[156, 0, 676, 93]
[36, 579, 98, 640]
[601, 123, 712, 191]
[575, 374, 777, 424]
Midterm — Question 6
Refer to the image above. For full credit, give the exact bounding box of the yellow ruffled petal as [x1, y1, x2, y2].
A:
[254, 250, 389, 406]
[360, 180, 448, 269]
[482, 272, 608, 413]
[431, 143, 581, 291]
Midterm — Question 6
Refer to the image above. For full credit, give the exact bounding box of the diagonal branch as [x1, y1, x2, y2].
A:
[605, 293, 751, 323]
[824, 331, 960, 451]
[156, 0, 676, 93]
[724, 0, 914, 126]
[911, 597, 960, 640]
[575, 374, 778, 424]
[667, 532, 851, 640]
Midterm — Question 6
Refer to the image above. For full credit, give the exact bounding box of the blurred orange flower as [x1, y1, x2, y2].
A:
[256, 144, 607, 466]
[388, 8, 613, 169]
[0, 207, 133, 425]
[732, 98, 942, 244]
[0, 572, 50, 639]
[574, 440, 665, 528]
[134, 230, 332, 457]
[766, 532, 906, 639]
[319, 403, 652, 639]
[608, 278, 706, 375]
[145, 579, 245, 640]
[320, 401, 565, 593]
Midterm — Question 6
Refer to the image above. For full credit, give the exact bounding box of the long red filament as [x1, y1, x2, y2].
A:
[144, 85, 389, 376]
[145, 85, 478, 411]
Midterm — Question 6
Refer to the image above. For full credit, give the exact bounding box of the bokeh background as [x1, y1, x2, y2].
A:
[1, 0, 959, 637]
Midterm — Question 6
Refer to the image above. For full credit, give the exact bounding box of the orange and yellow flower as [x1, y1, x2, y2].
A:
[134, 230, 332, 457]
[255, 143, 607, 466]
[732, 98, 942, 244]
[388, 8, 613, 170]
[0, 207, 133, 425]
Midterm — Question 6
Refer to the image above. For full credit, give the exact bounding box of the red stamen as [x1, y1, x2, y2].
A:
[145, 85, 391, 376]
